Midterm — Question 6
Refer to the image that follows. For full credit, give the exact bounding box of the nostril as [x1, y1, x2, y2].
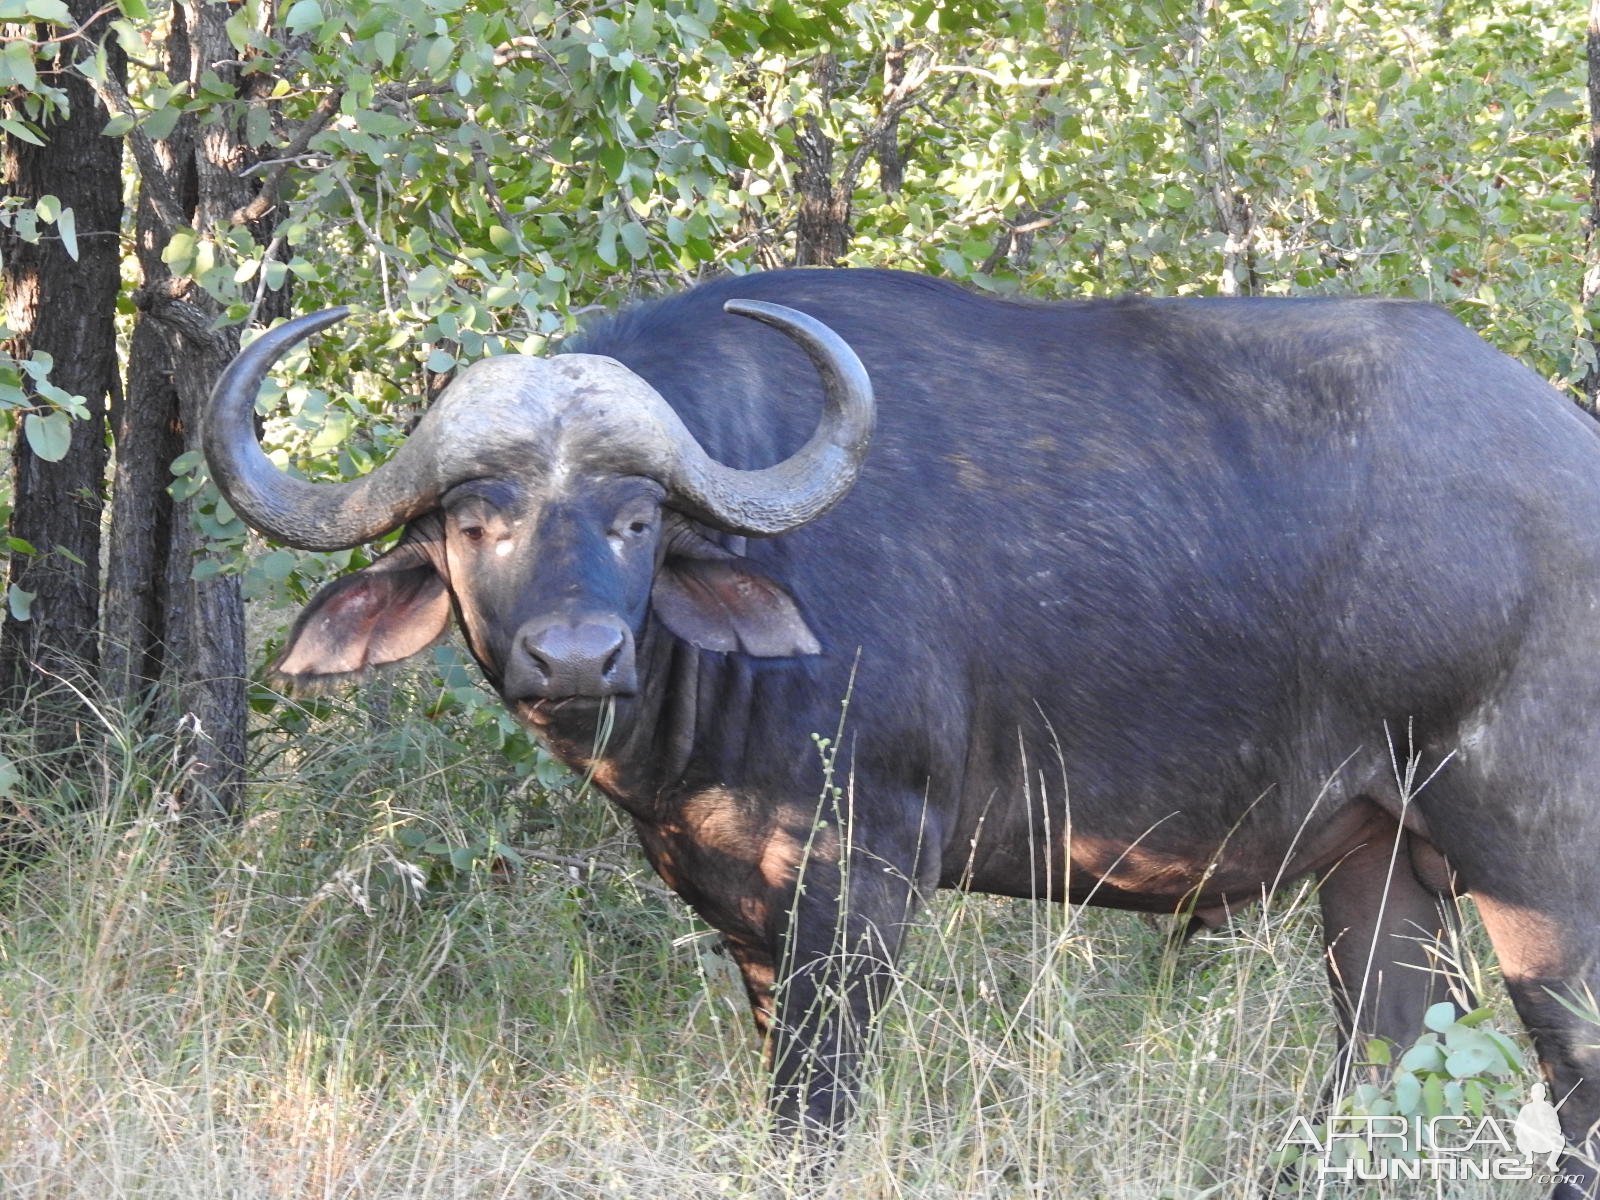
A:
[520, 636, 551, 679]
[601, 641, 622, 679]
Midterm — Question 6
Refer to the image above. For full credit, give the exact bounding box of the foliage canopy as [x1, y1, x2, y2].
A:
[0, 0, 1589, 677]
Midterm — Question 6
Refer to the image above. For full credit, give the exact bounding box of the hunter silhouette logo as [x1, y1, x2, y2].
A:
[1513, 1083, 1565, 1169]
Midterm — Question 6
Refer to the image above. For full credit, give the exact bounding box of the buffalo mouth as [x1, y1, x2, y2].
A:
[513, 695, 620, 728]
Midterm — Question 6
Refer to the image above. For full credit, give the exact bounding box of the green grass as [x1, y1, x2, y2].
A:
[0, 698, 1549, 1199]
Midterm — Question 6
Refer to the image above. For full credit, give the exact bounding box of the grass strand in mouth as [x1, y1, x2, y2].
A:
[576, 695, 617, 799]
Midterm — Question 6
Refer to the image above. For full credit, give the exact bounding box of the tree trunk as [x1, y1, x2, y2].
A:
[104, 7, 196, 711]
[141, 284, 249, 811]
[875, 43, 909, 195]
[0, 3, 124, 754]
[102, 279, 184, 704]
[101, 0, 292, 813]
[793, 56, 850, 267]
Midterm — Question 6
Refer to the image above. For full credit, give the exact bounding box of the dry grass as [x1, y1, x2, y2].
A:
[0, 703, 1549, 1199]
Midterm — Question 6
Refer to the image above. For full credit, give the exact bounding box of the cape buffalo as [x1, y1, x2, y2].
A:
[207, 269, 1600, 1196]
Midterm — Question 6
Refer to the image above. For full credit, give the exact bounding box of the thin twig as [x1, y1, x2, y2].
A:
[245, 229, 286, 328]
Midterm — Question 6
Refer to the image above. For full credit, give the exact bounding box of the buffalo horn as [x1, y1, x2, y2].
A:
[204, 308, 447, 551]
[656, 299, 874, 536]
[206, 299, 875, 551]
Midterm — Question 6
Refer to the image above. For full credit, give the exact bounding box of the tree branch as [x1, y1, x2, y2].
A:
[132, 277, 228, 356]
[84, 67, 184, 238]
[838, 48, 934, 201]
[228, 86, 344, 227]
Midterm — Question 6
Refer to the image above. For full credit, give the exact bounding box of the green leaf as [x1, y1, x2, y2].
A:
[423, 34, 454, 76]
[596, 223, 618, 267]
[142, 102, 180, 142]
[0, 0, 72, 22]
[1454, 1007, 1496, 1028]
[24, 411, 72, 462]
[6, 585, 33, 622]
[1, 39, 39, 92]
[56, 207, 76, 261]
[406, 265, 447, 304]
[629, 0, 656, 49]
[170, 449, 204, 475]
[598, 141, 627, 182]
[1444, 1044, 1497, 1078]
[283, 0, 323, 34]
[1398, 1038, 1446, 1074]
[162, 229, 196, 271]
[1422, 1002, 1456, 1033]
[620, 221, 648, 260]
[256, 548, 297, 582]
[117, 0, 149, 18]
[1393, 1070, 1422, 1115]
[0, 116, 43, 146]
[0, 752, 19, 796]
[1422, 1074, 1446, 1118]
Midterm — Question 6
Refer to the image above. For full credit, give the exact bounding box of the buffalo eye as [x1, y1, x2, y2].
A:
[609, 514, 655, 543]
[459, 523, 486, 543]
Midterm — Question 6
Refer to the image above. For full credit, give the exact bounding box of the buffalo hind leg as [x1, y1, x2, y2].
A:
[1318, 812, 1471, 1085]
[1472, 893, 1600, 1199]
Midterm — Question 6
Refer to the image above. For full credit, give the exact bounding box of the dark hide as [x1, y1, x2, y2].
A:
[271, 270, 1600, 1197]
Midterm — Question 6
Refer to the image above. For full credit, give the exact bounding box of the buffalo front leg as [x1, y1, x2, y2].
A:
[765, 841, 932, 1145]
[1318, 810, 1472, 1082]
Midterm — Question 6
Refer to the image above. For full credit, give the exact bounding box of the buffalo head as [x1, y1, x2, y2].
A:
[204, 302, 874, 711]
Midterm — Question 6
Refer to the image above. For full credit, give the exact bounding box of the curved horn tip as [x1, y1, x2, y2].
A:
[279, 306, 353, 338]
[232, 307, 353, 361]
[721, 300, 866, 369]
[723, 298, 803, 324]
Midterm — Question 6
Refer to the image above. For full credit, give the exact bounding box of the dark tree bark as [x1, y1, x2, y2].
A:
[102, 218, 185, 704]
[99, 1, 297, 813]
[793, 57, 850, 267]
[790, 50, 932, 267]
[140, 281, 250, 810]
[104, 7, 196, 710]
[875, 43, 909, 195]
[0, 3, 125, 752]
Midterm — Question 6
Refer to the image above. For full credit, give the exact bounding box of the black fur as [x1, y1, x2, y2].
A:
[274, 270, 1600, 1194]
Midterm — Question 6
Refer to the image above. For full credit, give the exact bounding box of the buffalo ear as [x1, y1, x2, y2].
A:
[652, 553, 822, 657]
[272, 536, 452, 690]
